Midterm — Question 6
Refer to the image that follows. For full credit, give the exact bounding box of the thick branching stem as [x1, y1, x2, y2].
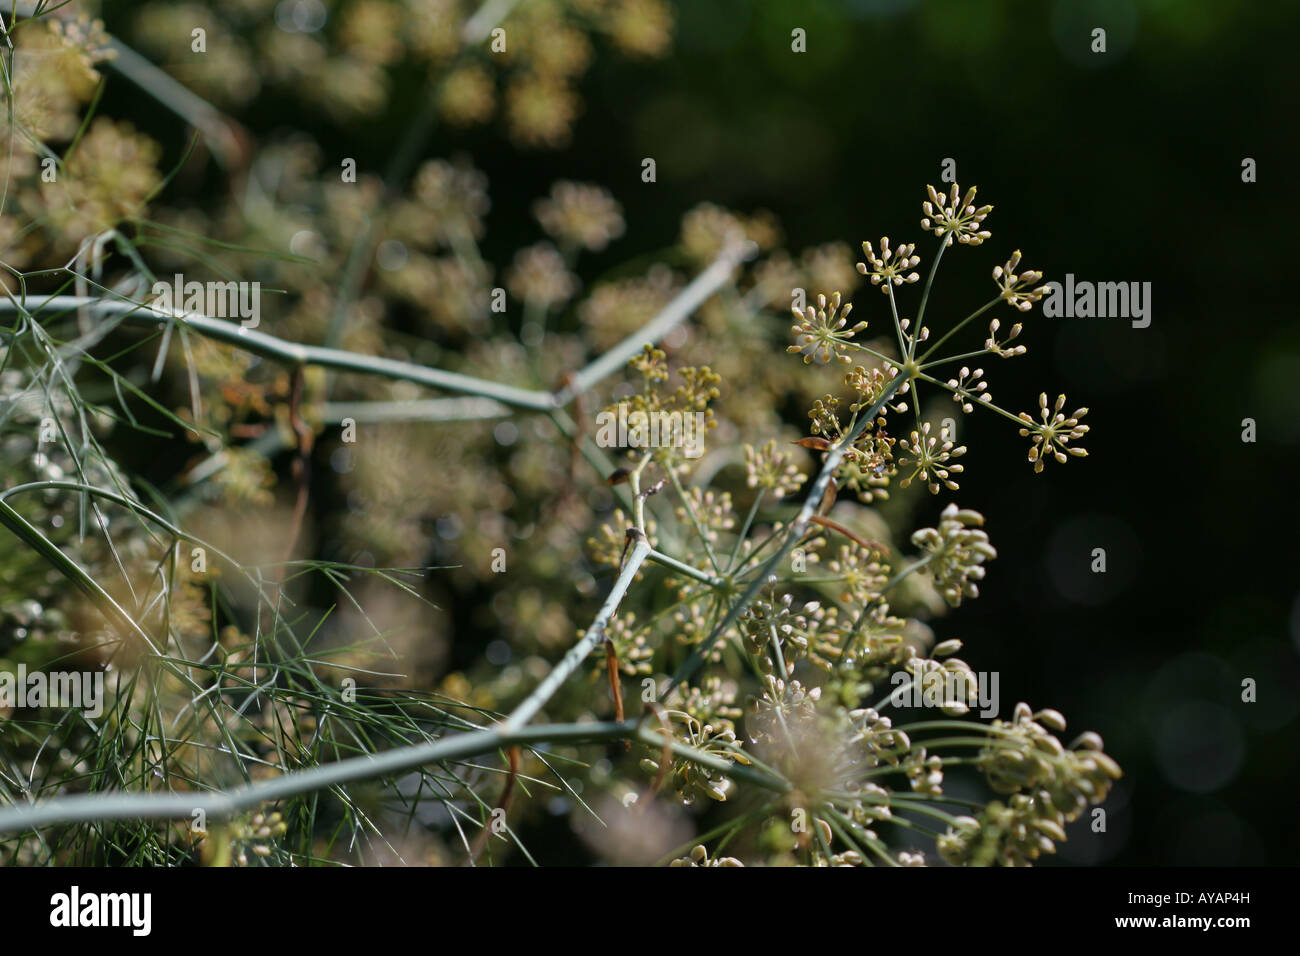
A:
[0, 244, 756, 836]
[0, 241, 750, 414]
[646, 548, 723, 588]
[499, 530, 652, 732]
[551, 242, 755, 406]
[1, 295, 559, 410]
[0, 717, 782, 833]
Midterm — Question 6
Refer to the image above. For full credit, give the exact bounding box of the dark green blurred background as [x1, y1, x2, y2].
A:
[457, 0, 1300, 866]
[100, 0, 1299, 865]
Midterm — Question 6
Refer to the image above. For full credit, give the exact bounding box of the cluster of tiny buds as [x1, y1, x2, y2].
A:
[640, 714, 745, 805]
[921, 183, 992, 246]
[985, 317, 1027, 358]
[533, 180, 626, 252]
[906, 656, 978, 718]
[49, 13, 116, 68]
[992, 250, 1048, 312]
[744, 439, 806, 498]
[930, 697, 1123, 868]
[1017, 393, 1090, 473]
[975, 702, 1122, 817]
[845, 709, 912, 769]
[945, 366, 992, 413]
[229, 810, 288, 865]
[911, 504, 997, 606]
[844, 364, 910, 415]
[787, 291, 868, 365]
[897, 422, 965, 494]
[740, 578, 819, 675]
[896, 316, 930, 349]
[857, 238, 921, 292]
[249, 811, 284, 836]
[671, 845, 743, 867]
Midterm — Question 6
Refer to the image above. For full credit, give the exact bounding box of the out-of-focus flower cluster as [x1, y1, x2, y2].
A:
[129, 0, 674, 146]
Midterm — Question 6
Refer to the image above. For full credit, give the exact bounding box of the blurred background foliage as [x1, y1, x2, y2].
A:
[2, 0, 1296, 864]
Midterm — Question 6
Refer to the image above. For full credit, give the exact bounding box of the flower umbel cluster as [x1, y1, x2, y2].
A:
[920, 183, 992, 246]
[857, 238, 921, 292]
[783, 182, 1094, 500]
[788, 292, 868, 365]
[937, 704, 1122, 865]
[584, 183, 1114, 866]
[911, 504, 998, 607]
[1018, 393, 1091, 472]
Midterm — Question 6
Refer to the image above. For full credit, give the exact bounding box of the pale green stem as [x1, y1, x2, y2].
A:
[647, 548, 723, 588]
[920, 348, 994, 371]
[0, 717, 783, 833]
[1, 295, 557, 410]
[726, 488, 764, 573]
[843, 340, 904, 368]
[662, 370, 908, 699]
[552, 241, 755, 406]
[319, 398, 510, 424]
[3, 235, 746, 415]
[916, 371, 1027, 428]
[886, 284, 907, 359]
[918, 295, 1002, 364]
[665, 465, 724, 576]
[629, 454, 655, 533]
[915, 236, 947, 330]
[497, 531, 652, 733]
